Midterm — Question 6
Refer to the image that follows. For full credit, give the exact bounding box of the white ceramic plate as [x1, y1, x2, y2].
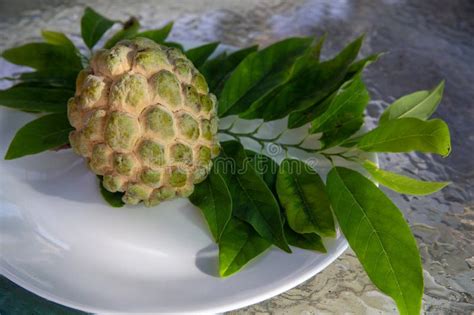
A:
[0, 73, 375, 314]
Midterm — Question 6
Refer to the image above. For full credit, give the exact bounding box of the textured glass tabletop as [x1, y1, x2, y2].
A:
[0, 0, 473, 314]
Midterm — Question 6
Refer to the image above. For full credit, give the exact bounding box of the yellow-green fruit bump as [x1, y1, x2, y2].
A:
[170, 143, 193, 164]
[151, 70, 182, 107]
[110, 74, 149, 111]
[178, 113, 199, 140]
[141, 169, 161, 188]
[105, 112, 140, 151]
[139, 140, 165, 167]
[89, 143, 112, 175]
[113, 153, 136, 175]
[135, 48, 170, 75]
[144, 106, 175, 139]
[169, 167, 188, 187]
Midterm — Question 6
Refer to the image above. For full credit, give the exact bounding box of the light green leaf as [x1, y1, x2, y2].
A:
[380, 81, 444, 123]
[104, 17, 140, 49]
[200, 45, 258, 94]
[5, 113, 73, 160]
[185, 42, 220, 68]
[0, 85, 73, 112]
[326, 167, 423, 315]
[218, 141, 290, 253]
[276, 159, 335, 236]
[41, 30, 76, 51]
[135, 22, 173, 43]
[219, 218, 271, 277]
[363, 160, 449, 195]
[218, 37, 313, 117]
[284, 224, 326, 253]
[357, 117, 451, 156]
[81, 7, 116, 49]
[98, 176, 124, 207]
[189, 168, 232, 242]
[2, 43, 83, 71]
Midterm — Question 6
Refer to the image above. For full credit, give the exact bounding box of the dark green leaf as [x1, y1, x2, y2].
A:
[0, 85, 73, 112]
[219, 218, 271, 277]
[200, 45, 258, 94]
[309, 74, 369, 148]
[98, 176, 125, 207]
[326, 167, 423, 315]
[345, 53, 383, 79]
[284, 224, 326, 253]
[218, 37, 313, 117]
[244, 35, 363, 122]
[2, 43, 82, 71]
[18, 70, 79, 89]
[363, 160, 449, 195]
[135, 22, 173, 43]
[5, 113, 73, 159]
[245, 149, 279, 193]
[319, 116, 364, 149]
[276, 159, 335, 236]
[104, 17, 140, 49]
[185, 42, 219, 68]
[81, 7, 116, 49]
[357, 118, 451, 157]
[189, 168, 232, 242]
[380, 81, 444, 123]
[217, 141, 290, 252]
[41, 30, 77, 51]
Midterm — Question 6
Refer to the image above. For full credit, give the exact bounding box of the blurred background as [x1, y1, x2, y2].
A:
[0, 0, 473, 314]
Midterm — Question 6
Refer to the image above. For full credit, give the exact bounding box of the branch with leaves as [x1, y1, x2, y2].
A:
[0, 7, 452, 315]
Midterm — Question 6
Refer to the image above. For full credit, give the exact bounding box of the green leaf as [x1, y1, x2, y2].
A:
[380, 81, 444, 124]
[200, 45, 258, 94]
[98, 176, 125, 208]
[288, 38, 381, 128]
[189, 168, 232, 242]
[309, 74, 369, 148]
[81, 7, 116, 49]
[218, 37, 313, 117]
[319, 116, 364, 149]
[245, 149, 279, 193]
[0, 85, 73, 112]
[250, 35, 363, 123]
[276, 159, 335, 236]
[326, 167, 423, 315]
[345, 53, 383, 79]
[18, 70, 79, 89]
[2, 43, 83, 71]
[217, 141, 290, 253]
[41, 30, 76, 51]
[219, 218, 271, 277]
[104, 17, 140, 49]
[284, 224, 326, 253]
[363, 160, 449, 195]
[357, 117, 451, 156]
[185, 42, 219, 68]
[4, 113, 73, 160]
[135, 22, 173, 43]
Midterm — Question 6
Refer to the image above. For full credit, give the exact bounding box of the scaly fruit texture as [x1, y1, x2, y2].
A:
[68, 37, 220, 206]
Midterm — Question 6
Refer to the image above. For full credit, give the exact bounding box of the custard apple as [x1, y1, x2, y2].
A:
[67, 37, 220, 206]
